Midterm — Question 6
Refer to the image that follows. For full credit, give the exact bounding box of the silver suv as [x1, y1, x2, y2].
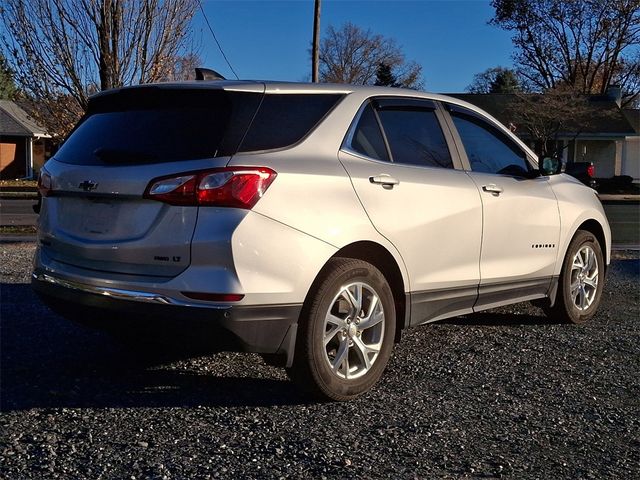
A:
[32, 80, 610, 400]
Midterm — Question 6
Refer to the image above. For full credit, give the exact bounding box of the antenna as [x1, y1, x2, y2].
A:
[195, 68, 226, 81]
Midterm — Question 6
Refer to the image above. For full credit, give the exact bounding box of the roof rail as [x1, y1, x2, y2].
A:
[195, 68, 226, 81]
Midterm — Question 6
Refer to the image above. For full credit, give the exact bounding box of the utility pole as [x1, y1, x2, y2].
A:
[311, 0, 321, 82]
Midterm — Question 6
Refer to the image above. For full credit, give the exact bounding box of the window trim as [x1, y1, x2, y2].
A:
[371, 104, 394, 162]
[372, 98, 438, 111]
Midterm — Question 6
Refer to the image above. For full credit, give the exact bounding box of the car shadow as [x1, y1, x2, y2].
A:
[0, 283, 312, 412]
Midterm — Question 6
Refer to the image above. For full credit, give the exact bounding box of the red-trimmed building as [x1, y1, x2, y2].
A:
[0, 100, 51, 179]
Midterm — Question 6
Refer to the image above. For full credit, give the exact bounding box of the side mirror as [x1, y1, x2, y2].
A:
[540, 157, 561, 176]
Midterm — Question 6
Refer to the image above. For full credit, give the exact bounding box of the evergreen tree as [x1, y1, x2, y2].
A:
[374, 63, 400, 87]
[489, 69, 521, 93]
[0, 55, 16, 100]
[467, 66, 524, 94]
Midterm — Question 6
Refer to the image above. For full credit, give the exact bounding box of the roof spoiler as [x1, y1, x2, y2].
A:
[195, 68, 226, 81]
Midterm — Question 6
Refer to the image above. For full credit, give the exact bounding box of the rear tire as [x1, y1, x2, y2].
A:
[287, 258, 395, 401]
[544, 230, 604, 324]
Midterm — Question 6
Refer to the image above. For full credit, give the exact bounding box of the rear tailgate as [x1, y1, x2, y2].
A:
[39, 159, 230, 277]
[38, 84, 264, 277]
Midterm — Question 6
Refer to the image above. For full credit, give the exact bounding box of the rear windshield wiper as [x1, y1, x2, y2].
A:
[93, 147, 158, 164]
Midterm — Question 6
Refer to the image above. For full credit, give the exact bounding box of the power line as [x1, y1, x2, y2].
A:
[198, 0, 239, 80]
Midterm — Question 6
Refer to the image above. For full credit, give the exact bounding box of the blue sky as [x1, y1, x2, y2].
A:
[195, 0, 516, 92]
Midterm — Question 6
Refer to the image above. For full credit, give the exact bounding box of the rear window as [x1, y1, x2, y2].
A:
[239, 94, 344, 152]
[55, 88, 262, 165]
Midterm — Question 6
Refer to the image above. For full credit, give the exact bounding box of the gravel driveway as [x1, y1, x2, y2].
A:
[1, 243, 639, 479]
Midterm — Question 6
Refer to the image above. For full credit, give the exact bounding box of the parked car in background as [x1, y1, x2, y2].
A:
[32, 78, 611, 400]
[565, 161, 597, 188]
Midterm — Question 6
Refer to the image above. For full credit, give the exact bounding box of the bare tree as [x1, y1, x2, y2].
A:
[162, 53, 201, 81]
[319, 22, 423, 89]
[506, 87, 615, 158]
[491, 0, 640, 104]
[1, 0, 199, 137]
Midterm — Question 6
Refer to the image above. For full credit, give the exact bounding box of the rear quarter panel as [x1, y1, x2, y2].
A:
[227, 92, 411, 298]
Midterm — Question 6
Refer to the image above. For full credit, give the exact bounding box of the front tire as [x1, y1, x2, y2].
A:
[545, 230, 604, 324]
[288, 258, 396, 401]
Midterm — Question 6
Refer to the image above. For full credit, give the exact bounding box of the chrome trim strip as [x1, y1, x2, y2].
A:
[32, 272, 228, 309]
[49, 191, 141, 200]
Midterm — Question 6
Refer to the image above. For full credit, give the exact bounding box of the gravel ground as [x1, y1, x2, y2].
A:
[1, 243, 639, 479]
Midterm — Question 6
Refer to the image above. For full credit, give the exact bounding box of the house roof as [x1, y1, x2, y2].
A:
[447, 93, 638, 137]
[622, 109, 640, 134]
[0, 100, 49, 137]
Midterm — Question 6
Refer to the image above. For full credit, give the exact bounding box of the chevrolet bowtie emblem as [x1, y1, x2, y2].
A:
[78, 180, 98, 191]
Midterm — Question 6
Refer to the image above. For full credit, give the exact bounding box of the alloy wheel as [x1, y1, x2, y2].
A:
[570, 245, 599, 311]
[323, 282, 385, 380]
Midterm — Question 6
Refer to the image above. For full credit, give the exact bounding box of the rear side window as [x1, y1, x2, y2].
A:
[349, 103, 390, 161]
[451, 110, 530, 176]
[239, 94, 344, 152]
[55, 89, 262, 165]
[377, 108, 453, 168]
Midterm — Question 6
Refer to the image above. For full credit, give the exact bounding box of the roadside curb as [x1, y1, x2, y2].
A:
[612, 244, 640, 251]
[0, 193, 38, 200]
[598, 194, 640, 202]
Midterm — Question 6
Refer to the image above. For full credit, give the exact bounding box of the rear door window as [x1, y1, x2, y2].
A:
[55, 88, 262, 165]
[377, 107, 453, 169]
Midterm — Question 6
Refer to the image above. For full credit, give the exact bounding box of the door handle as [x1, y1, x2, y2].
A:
[482, 184, 503, 195]
[369, 175, 400, 187]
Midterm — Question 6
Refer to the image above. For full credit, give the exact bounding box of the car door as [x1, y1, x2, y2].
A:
[442, 103, 561, 310]
[339, 98, 483, 324]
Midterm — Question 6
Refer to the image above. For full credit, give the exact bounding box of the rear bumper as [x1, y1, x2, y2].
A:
[32, 271, 300, 366]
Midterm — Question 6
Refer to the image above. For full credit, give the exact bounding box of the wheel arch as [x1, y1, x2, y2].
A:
[303, 241, 409, 343]
[550, 218, 608, 304]
[334, 242, 408, 342]
[574, 219, 609, 272]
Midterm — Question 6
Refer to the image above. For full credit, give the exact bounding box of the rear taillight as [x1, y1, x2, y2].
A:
[37, 171, 52, 197]
[587, 164, 595, 178]
[143, 167, 277, 208]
